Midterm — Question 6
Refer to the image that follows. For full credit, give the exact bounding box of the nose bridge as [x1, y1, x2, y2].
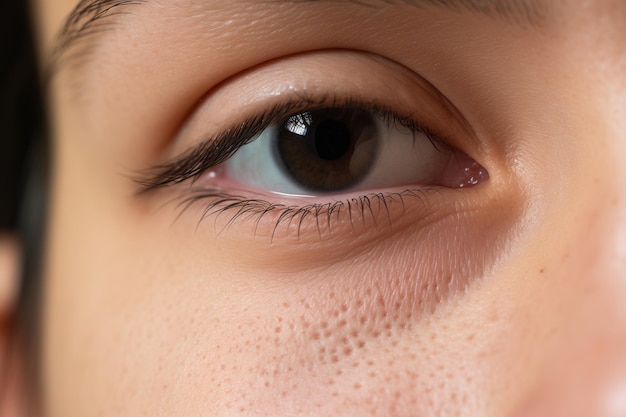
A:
[510, 64, 626, 415]
[591, 116, 626, 411]
[593, 76, 626, 283]
[576, 70, 626, 388]
[567, 30, 626, 287]
[532, 95, 626, 417]
[576, 200, 626, 414]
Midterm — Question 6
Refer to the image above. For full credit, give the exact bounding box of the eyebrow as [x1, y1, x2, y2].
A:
[47, 0, 145, 76]
[49, 0, 542, 75]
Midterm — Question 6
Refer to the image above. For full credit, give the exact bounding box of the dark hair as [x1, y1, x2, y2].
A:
[0, 0, 48, 410]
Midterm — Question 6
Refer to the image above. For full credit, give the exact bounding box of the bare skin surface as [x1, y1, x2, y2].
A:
[1, 0, 625, 416]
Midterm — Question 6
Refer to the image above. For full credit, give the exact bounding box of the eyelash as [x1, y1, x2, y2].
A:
[136, 94, 465, 238]
[177, 188, 437, 241]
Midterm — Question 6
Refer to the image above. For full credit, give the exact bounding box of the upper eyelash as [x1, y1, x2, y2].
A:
[134, 94, 451, 194]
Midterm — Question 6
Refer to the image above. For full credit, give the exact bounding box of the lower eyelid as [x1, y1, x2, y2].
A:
[176, 183, 476, 247]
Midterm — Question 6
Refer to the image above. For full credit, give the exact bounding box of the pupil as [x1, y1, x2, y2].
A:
[314, 119, 351, 161]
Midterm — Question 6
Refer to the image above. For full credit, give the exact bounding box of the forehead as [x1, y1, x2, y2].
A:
[34, 0, 626, 86]
[36, 0, 543, 54]
[35, 0, 626, 59]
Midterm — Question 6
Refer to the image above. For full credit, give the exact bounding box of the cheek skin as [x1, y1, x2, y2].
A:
[202, 206, 516, 415]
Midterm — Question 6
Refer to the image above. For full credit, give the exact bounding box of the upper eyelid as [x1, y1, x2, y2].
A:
[131, 50, 483, 194]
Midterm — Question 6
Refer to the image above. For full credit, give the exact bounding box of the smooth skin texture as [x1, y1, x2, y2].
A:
[1, 0, 626, 415]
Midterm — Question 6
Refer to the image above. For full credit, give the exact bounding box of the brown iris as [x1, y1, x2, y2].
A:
[275, 108, 378, 192]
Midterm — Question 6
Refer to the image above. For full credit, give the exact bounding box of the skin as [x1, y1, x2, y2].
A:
[1, 0, 626, 415]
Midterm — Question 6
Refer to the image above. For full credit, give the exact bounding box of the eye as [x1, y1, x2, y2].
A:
[135, 51, 492, 241]
[214, 105, 484, 198]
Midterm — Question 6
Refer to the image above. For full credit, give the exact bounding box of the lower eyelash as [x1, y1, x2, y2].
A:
[174, 187, 434, 241]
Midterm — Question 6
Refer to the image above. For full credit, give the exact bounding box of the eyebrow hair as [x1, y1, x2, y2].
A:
[47, 0, 146, 76]
[48, 0, 542, 75]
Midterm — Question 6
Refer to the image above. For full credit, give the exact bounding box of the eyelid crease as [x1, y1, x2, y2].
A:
[133, 94, 452, 195]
